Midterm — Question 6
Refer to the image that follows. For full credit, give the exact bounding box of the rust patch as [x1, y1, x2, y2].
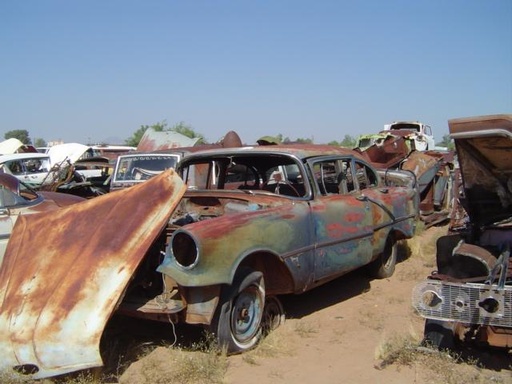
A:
[0, 169, 186, 379]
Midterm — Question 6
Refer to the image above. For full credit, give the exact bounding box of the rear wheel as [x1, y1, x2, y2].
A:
[261, 295, 285, 335]
[367, 236, 397, 279]
[210, 268, 265, 353]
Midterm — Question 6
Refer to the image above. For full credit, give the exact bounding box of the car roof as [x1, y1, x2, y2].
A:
[0, 153, 51, 162]
[179, 144, 361, 162]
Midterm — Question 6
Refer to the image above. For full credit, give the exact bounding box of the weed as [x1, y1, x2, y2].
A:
[293, 321, 318, 338]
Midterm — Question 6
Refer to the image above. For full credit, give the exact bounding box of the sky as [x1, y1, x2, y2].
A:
[1, 1, 511, 146]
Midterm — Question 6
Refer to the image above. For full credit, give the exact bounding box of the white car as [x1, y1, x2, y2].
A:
[0, 172, 85, 265]
[0, 153, 52, 188]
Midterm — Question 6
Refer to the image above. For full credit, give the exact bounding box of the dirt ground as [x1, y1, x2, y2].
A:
[102, 225, 511, 384]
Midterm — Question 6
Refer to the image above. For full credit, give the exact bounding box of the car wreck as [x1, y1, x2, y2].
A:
[356, 122, 455, 227]
[0, 172, 85, 266]
[0, 144, 419, 379]
[412, 114, 512, 350]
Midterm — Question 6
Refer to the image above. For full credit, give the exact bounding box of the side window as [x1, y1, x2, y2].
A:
[339, 160, 355, 194]
[23, 158, 42, 173]
[8, 161, 23, 175]
[354, 161, 378, 190]
[313, 160, 351, 195]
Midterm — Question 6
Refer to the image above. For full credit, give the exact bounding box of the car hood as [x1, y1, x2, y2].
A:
[449, 114, 512, 227]
[0, 169, 186, 379]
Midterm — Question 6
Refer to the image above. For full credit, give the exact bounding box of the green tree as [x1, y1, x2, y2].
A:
[436, 134, 455, 150]
[340, 134, 356, 148]
[295, 137, 313, 144]
[5, 129, 31, 144]
[172, 121, 206, 144]
[33, 138, 47, 148]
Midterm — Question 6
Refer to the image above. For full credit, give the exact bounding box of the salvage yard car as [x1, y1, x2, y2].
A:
[412, 114, 512, 350]
[0, 144, 418, 379]
[0, 152, 53, 188]
[0, 172, 85, 265]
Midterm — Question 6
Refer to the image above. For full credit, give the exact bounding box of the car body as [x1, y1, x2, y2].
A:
[0, 144, 418, 379]
[412, 114, 512, 350]
[0, 172, 85, 265]
[0, 153, 53, 188]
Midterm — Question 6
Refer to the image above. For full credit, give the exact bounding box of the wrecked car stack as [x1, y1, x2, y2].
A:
[412, 114, 512, 350]
[0, 143, 419, 378]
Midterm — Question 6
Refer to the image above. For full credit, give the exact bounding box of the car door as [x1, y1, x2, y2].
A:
[0, 190, 14, 266]
[307, 157, 374, 283]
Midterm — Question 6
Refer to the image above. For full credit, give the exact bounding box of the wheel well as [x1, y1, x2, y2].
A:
[237, 252, 295, 296]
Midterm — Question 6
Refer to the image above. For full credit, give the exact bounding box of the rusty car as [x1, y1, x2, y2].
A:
[412, 114, 512, 350]
[0, 144, 418, 379]
[0, 172, 85, 265]
[356, 123, 455, 227]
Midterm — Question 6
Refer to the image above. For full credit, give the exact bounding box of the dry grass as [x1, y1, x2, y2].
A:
[375, 333, 511, 384]
[242, 321, 295, 365]
[118, 336, 228, 384]
[293, 320, 319, 338]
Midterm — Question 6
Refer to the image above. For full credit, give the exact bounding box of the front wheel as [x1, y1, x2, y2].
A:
[422, 319, 455, 350]
[367, 236, 397, 279]
[210, 268, 265, 354]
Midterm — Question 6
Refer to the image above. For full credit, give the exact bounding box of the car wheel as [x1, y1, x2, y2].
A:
[210, 268, 265, 354]
[261, 295, 285, 335]
[368, 236, 397, 279]
[422, 319, 455, 350]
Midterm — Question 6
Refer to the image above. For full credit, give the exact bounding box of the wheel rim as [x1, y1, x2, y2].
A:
[230, 284, 264, 343]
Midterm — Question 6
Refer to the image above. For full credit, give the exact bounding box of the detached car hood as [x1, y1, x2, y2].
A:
[0, 169, 185, 378]
[449, 114, 512, 226]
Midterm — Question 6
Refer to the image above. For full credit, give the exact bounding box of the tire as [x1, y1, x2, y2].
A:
[367, 236, 397, 279]
[261, 295, 285, 336]
[210, 268, 265, 354]
[422, 319, 455, 350]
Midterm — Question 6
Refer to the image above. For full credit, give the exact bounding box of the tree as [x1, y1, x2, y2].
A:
[436, 134, 455, 150]
[5, 130, 31, 144]
[33, 138, 47, 148]
[340, 134, 356, 148]
[172, 121, 205, 144]
[294, 137, 313, 144]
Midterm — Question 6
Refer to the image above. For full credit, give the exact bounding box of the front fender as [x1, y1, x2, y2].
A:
[158, 205, 312, 287]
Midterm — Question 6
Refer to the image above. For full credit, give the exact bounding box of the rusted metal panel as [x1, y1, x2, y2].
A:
[0, 169, 186, 379]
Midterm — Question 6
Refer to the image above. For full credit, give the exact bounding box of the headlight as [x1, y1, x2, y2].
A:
[171, 231, 199, 269]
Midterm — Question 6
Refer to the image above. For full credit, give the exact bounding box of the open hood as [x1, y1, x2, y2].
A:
[449, 114, 512, 227]
[0, 169, 186, 379]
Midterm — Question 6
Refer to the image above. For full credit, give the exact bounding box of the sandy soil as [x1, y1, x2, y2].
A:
[106, 225, 511, 384]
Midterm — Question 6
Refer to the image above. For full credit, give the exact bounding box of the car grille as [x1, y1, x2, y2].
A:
[412, 280, 512, 327]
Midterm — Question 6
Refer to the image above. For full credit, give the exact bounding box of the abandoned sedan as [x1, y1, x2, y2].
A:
[0, 172, 85, 265]
[412, 114, 512, 350]
[0, 144, 418, 379]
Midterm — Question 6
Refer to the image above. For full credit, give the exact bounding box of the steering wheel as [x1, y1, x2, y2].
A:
[261, 178, 300, 197]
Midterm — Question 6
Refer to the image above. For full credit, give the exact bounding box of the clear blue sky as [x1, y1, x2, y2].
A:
[1, 1, 511, 145]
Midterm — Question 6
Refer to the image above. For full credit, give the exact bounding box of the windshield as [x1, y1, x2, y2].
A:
[114, 155, 180, 182]
[180, 154, 307, 197]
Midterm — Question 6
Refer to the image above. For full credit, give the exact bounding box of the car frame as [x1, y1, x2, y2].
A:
[0, 143, 419, 379]
[412, 114, 512, 351]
